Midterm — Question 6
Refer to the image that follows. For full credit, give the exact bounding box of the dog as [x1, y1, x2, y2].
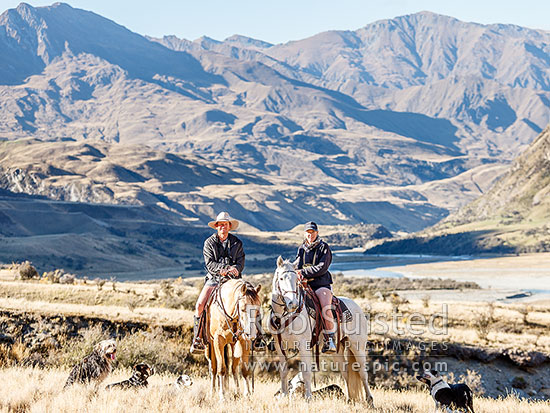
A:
[64, 339, 117, 388]
[173, 374, 193, 389]
[417, 370, 475, 412]
[105, 363, 154, 390]
[275, 372, 346, 399]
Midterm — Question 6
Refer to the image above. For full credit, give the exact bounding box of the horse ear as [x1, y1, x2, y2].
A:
[255, 285, 261, 293]
[277, 256, 284, 267]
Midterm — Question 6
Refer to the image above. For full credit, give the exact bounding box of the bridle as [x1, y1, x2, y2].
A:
[270, 265, 311, 369]
[272, 268, 304, 316]
[214, 280, 258, 342]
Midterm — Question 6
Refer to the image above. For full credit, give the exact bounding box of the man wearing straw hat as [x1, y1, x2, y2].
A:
[190, 211, 245, 354]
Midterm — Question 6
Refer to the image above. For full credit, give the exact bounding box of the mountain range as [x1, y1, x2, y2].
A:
[1, 2, 550, 273]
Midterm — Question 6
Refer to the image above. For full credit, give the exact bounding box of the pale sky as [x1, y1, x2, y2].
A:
[2, 0, 549, 44]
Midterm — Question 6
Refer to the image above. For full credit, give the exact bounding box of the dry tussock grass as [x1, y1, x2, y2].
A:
[2, 273, 550, 354]
[0, 367, 548, 413]
[354, 297, 550, 352]
[41, 325, 197, 376]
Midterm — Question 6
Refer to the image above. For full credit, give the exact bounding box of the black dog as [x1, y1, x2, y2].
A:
[417, 370, 475, 412]
[105, 363, 154, 390]
[275, 372, 346, 399]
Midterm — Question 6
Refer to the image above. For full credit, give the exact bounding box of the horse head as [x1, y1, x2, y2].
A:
[238, 281, 262, 340]
[274, 256, 301, 313]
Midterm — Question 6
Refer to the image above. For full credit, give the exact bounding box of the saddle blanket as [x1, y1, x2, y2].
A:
[305, 295, 354, 323]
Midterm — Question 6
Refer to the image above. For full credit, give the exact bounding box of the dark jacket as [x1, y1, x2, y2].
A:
[294, 239, 333, 289]
[203, 233, 245, 282]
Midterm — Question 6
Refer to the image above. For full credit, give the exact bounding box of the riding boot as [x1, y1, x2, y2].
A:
[322, 333, 337, 354]
[190, 315, 205, 354]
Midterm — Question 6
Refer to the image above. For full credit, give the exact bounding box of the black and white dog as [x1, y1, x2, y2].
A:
[417, 370, 475, 412]
[173, 374, 193, 389]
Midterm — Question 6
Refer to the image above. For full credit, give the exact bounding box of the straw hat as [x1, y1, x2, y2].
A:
[208, 211, 239, 230]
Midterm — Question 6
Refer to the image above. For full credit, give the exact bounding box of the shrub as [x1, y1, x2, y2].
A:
[19, 261, 38, 280]
[511, 375, 527, 390]
[59, 273, 76, 284]
[473, 312, 492, 342]
[421, 295, 431, 308]
[0, 342, 30, 367]
[95, 278, 106, 291]
[47, 325, 110, 368]
[41, 269, 76, 284]
[517, 304, 532, 325]
[116, 327, 191, 374]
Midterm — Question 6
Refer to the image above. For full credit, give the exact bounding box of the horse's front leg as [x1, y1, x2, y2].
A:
[274, 336, 289, 397]
[231, 341, 242, 395]
[298, 339, 314, 401]
[207, 344, 217, 396]
[239, 338, 253, 396]
[213, 334, 227, 401]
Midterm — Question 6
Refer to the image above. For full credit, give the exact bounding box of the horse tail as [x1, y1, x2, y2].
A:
[346, 350, 364, 401]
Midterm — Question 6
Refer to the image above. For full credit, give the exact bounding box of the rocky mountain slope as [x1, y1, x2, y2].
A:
[2, 4, 547, 231]
[155, 11, 550, 158]
[365, 127, 550, 254]
[447, 127, 550, 225]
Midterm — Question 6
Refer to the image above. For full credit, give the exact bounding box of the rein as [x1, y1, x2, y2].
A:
[214, 280, 248, 342]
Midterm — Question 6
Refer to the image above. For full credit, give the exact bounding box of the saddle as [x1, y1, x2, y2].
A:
[196, 279, 228, 346]
[304, 293, 353, 323]
[302, 285, 353, 353]
[270, 284, 353, 366]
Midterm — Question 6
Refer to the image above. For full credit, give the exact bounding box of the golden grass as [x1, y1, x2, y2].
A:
[0, 368, 548, 413]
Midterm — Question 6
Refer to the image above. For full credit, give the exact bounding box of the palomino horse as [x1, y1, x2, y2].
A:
[270, 257, 374, 404]
[205, 278, 262, 399]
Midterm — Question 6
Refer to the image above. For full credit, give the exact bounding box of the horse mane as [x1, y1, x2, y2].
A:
[224, 279, 260, 302]
[242, 281, 260, 302]
[278, 259, 294, 271]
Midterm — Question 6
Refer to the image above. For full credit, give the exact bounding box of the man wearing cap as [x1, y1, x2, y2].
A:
[190, 211, 247, 354]
[294, 221, 337, 354]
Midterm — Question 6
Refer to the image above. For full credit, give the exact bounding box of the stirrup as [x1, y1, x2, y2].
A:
[190, 338, 205, 354]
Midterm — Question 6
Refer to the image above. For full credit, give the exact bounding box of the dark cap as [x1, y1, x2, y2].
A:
[304, 221, 318, 232]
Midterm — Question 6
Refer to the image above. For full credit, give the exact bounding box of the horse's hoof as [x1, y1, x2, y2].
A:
[366, 396, 374, 408]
